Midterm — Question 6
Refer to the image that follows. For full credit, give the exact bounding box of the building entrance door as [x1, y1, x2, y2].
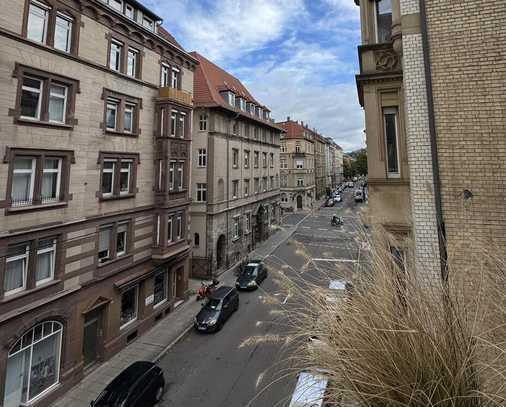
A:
[82, 309, 102, 368]
[297, 195, 303, 209]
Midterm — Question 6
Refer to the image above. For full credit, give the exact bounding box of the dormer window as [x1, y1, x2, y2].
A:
[109, 0, 123, 12]
[142, 15, 154, 31]
[249, 103, 255, 115]
[227, 92, 235, 107]
[239, 98, 246, 111]
[125, 4, 134, 19]
[375, 0, 392, 43]
[257, 107, 263, 118]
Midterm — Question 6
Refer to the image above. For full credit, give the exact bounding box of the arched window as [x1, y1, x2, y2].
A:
[4, 321, 63, 406]
[194, 233, 200, 247]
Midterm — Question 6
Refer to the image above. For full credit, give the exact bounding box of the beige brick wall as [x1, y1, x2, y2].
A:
[425, 0, 506, 264]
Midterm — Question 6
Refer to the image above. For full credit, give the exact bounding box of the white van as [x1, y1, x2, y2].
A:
[289, 371, 329, 407]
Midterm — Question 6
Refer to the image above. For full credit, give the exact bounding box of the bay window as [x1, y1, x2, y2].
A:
[167, 217, 173, 243]
[176, 215, 182, 240]
[170, 111, 177, 136]
[169, 161, 184, 191]
[383, 107, 400, 177]
[199, 114, 208, 131]
[376, 0, 393, 43]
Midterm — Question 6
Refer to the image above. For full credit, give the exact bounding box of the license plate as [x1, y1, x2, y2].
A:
[197, 325, 206, 331]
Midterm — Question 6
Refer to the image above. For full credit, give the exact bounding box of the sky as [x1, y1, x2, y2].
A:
[144, 0, 365, 151]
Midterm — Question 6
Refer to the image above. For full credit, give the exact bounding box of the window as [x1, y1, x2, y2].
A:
[297, 178, 304, 187]
[54, 13, 73, 52]
[153, 270, 168, 307]
[232, 122, 238, 136]
[239, 98, 246, 111]
[5, 321, 63, 405]
[384, 107, 400, 177]
[161, 64, 170, 87]
[98, 221, 130, 264]
[110, 40, 122, 71]
[244, 213, 250, 233]
[4, 244, 29, 295]
[120, 286, 138, 328]
[103, 90, 140, 135]
[48, 84, 67, 123]
[179, 113, 186, 138]
[142, 16, 154, 31]
[281, 175, 287, 187]
[295, 143, 301, 153]
[194, 233, 200, 247]
[36, 238, 56, 285]
[167, 217, 173, 243]
[281, 159, 287, 169]
[196, 183, 207, 202]
[270, 153, 274, 168]
[254, 178, 259, 194]
[244, 179, 250, 196]
[254, 151, 259, 168]
[155, 214, 161, 246]
[232, 180, 239, 199]
[27, 1, 49, 44]
[253, 127, 259, 140]
[262, 177, 267, 192]
[233, 217, 240, 240]
[197, 149, 207, 167]
[99, 154, 138, 199]
[296, 160, 304, 169]
[176, 214, 182, 239]
[171, 67, 180, 89]
[232, 149, 239, 168]
[169, 161, 185, 191]
[126, 48, 138, 77]
[270, 176, 274, 190]
[244, 151, 250, 168]
[170, 111, 177, 136]
[227, 92, 235, 107]
[281, 193, 288, 202]
[109, 0, 123, 12]
[9, 150, 71, 209]
[262, 152, 267, 168]
[376, 0, 392, 43]
[20, 76, 42, 120]
[125, 4, 134, 19]
[199, 114, 208, 131]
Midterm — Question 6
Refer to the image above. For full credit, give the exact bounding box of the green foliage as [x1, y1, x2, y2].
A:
[344, 149, 367, 178]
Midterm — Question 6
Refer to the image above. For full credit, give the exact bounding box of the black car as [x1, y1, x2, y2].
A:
[91, 361, 164, 407]
[235, 261, 268, 290]
[194, 286, 239, 332]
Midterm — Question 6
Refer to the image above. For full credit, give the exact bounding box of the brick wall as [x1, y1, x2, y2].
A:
[425, 0, 506, 264]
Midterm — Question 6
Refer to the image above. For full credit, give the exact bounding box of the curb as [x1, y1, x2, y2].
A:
[152, 322, 194, 364]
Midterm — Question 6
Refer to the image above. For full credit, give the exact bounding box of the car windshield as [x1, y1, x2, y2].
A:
[242, 265, 258, 277]
[204, 298, 221, 310]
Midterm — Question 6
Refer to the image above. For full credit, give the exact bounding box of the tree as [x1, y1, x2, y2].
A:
[353, 149, 367, 176]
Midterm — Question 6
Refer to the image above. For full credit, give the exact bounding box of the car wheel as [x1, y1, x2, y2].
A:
[154, 384, 164, 403]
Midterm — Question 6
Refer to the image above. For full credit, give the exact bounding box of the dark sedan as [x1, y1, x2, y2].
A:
[90, 361, 164, 407]
[194, 286, 239, 332]
[235, 261, 268, 290]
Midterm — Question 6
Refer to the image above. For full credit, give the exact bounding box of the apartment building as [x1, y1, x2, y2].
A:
[278, 119, 316, 211]
[355, 0, 506, 279]
[189, 52, 282, 279]
[333, 142, 344, 186]
[0, 1, 196, 405]
[314, 134, 327, 199]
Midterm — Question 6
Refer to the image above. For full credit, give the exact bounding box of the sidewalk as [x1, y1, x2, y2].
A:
[53, 221, 301, 407]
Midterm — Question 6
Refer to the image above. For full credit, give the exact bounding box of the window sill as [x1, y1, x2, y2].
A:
[1, 280, 60, 304]
[97, 254, 133, 268]
[99, 193, 136, 201]
[6, 201, 67, 214]
[16, 118, 74, 130]
[105, 130, 139, 137]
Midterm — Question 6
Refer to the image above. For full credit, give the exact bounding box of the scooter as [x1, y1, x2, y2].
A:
[331, 216, 343, 227]
[196, 279, 220, 300]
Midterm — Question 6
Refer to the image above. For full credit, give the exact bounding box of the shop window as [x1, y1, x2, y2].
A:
[120, 286, 138, 329]
[153, 270, 168, 307]
[4, 321, 63, 406]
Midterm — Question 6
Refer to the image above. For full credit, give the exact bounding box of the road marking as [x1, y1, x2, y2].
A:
[312, 258, 358, 263]
[301, 226, 311, 229]
[282, 294, 290, 304]
[318, 228, 329, 231]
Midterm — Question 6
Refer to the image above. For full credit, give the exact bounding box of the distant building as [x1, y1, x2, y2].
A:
[314, 134, 327, 199]
[190, 52, 282, 278]
[277, 119, 316, 211]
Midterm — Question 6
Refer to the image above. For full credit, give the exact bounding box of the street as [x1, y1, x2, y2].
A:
[158, 188, 366, 407]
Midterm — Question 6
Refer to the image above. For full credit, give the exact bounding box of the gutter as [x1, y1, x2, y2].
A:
[419, 0, 448, 280]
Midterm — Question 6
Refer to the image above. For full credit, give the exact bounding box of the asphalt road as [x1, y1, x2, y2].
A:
[158, 187, 366, 407]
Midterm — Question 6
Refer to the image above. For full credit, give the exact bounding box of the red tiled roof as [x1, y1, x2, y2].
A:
[158, 26, 183, 49]
[189, 51, 281, 130]
[277, 120, 318, 141]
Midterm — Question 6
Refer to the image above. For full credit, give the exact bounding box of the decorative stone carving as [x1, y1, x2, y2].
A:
[375, 49, 400, 72]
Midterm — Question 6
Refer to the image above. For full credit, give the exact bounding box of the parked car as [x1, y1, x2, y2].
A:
[235, 260, 268, 290]
[347, 181, 354, 188]
[354, 189, 364, 202]
[90, 361, 165, 407]
[289, 371, 330, 407]
[326, 198, 335, 207]
[333, 194, 342, 204]
[194, 286, 239, 332]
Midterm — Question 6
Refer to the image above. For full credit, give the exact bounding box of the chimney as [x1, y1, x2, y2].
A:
[301, 121, 304, 127]
[287, 116, 290, 121]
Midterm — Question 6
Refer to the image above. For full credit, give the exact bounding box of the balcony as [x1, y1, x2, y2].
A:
[159, 87, 193, 108]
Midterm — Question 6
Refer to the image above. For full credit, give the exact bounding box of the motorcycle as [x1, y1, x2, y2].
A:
[196, 279, 220, 300]
[331, 216, 343, 227]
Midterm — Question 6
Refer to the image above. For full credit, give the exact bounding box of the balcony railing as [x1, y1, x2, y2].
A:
[159, 87, 193, 107]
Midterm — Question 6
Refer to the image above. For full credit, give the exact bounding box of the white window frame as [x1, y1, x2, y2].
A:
[171, 66, 179, 89]
[116, 222, 128, 257]
[169, 161, 175, 190]
[167, 216, 173, 243]
[5, 244, 30, 296]
[176, 215, 182, 239]
[42, 158, 62, 203]
[199, 114, 207, 131]
[36, 239, 56, 286]
[106, 98, 119, 131]
[102, 159, 116, 197]
[156, 214, 161, 246]
[98, 225, 113, 263]
[296, 160, 304, 169]
[161, 64, 170, 87]
[110, 40, 122, 72]
[177, 162, 184, 190]
[120, 285, 138, 330]
[233, 217, 240, 239]
[27, 0, 49, 44]
[227, 92, 235, 107]
[281, 159, 287, 169]
[153, 271, 168, 308]
[384, 107, 401, 178]
[12, 157, 36, 207]
[197, 149, 207, 167]
[119, 160, 132, 195]
[142, 15, 154, 31]
[48, 84, 68, 123]
[21, 76, 43, 120]
[125, 3, 134, 19]
[124, 103, 135, 133]
[244, 179, 249, 197]
[232, 180, 239, 199]
[54, 12, 73, 53]
[170, 110, 177, 137]
[196, 183, 207, 202]
[179, 113, 186, 138]
[126, 48, 138, 77]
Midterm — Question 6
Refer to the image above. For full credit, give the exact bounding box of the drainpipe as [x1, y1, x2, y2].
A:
[419, 0, 447, 280]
